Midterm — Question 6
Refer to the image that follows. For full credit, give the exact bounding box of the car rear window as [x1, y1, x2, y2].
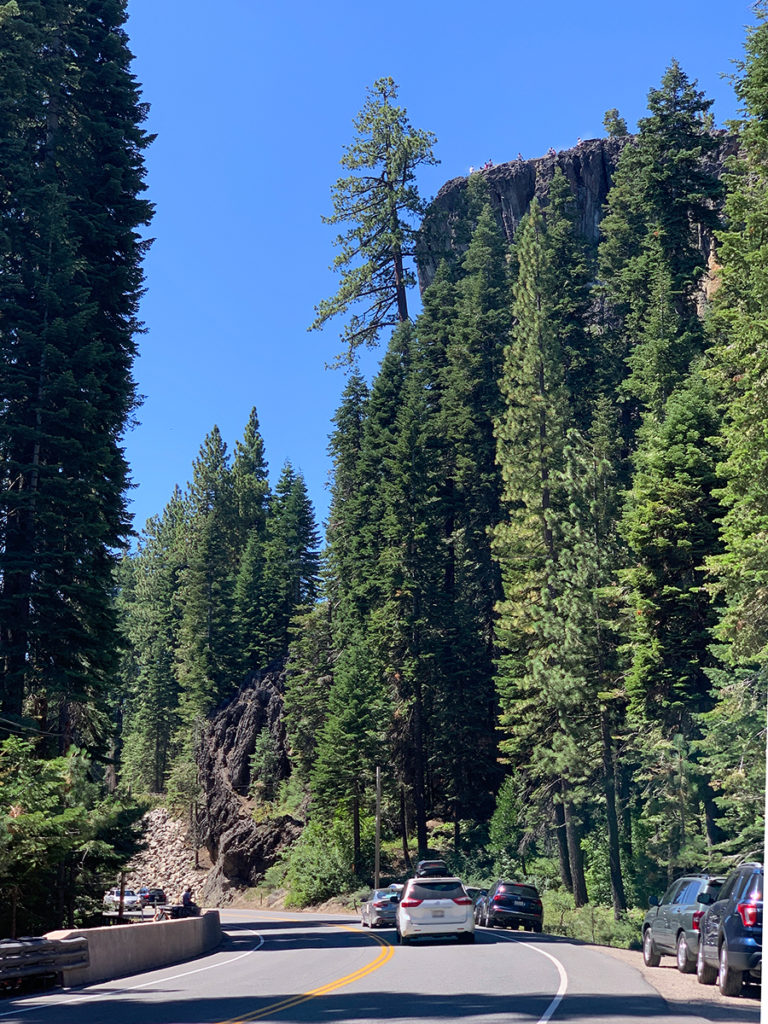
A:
[406, 880, 465, 900]
[498, 883, 539, 899]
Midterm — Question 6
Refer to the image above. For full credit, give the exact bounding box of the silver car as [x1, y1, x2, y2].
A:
[360, 889, 398, 928]
[103, 887, 141, 909]
[395, 877, 475, 944]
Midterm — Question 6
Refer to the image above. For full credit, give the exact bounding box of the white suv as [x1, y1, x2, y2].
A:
[396, 877, 475, 944]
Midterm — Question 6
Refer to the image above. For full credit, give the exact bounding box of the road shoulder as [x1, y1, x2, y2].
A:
[596, 944, 761, 1022]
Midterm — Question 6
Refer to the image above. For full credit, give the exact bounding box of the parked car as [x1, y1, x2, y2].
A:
[103, 887, 140, 909]
[395, 876, 475, 944]
[415, 859, 449, 878]
[642, 874, 725, 973]
[696, 861, 763, 996]
[465, 886, 487, 921]
[138, 886, 167, 906]
[481, 880, 543, 932]
[360, 889, 398, 928]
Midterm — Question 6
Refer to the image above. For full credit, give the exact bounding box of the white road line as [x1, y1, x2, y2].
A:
[0, 931, 264, 1018]
[491, 932, 569, 1024]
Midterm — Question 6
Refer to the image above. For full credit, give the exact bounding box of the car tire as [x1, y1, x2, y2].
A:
[485, 912, 494, 928]
[643, 928, 661, 967]
[533, 923, 543, 934]
[458, 932, 475, 944]
[676, 932, 695, 974]
[717, 942, 743, 996]
[697, 938, 717, 985]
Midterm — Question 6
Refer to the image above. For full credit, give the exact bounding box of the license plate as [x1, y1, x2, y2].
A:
[431, 909, 445, 918]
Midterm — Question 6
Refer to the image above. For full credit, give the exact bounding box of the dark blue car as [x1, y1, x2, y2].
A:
[696, 861, 762, 996]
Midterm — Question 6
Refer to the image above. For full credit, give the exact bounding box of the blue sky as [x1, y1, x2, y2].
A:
[122, 0, 754, 539]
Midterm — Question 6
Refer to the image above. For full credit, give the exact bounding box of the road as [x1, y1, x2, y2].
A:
[0, 909, 760, 1024]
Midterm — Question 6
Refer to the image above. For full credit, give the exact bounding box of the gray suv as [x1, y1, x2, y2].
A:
[643, 874, 725, 973]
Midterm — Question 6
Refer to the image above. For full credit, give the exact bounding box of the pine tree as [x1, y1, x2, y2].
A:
[231, 409, 271, 674]
[0, 0, 152, 747]
[324, 371, 370, 646]
[119, 489, 185, 793]
[255, 464, 320, 666]
[598, 60, 721, 430]
[310, 77, 438, 363]
[175, 428, 237, 725]
[493, 199, 588, 903]
[707, 3, 768, 666]
[310, 634, 387, 873]
[284, 602, 334, 784]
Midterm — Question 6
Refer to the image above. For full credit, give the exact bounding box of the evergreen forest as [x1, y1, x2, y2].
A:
[0, 0, 766, 936]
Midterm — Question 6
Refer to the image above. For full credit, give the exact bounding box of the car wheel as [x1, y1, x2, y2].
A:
[676, 932, 695, 974]
[643, 928, 661, 967]
[458, 932, 475, 944]
[485, 912, 493, 928]
[718, 943, 743, 996]
[533, 923, 543, 934]
[697, 938, 717, 985]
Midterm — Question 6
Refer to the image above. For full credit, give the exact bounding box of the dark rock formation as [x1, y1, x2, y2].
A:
[195, 665, 302, 904]
[417, 137, 628, 291]
[416, 133, 737, 294]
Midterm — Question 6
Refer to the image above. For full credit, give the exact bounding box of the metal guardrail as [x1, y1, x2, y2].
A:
[0, 937, 89, 982]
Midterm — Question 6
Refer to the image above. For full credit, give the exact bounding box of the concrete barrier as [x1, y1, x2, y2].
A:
[45, 909, 222, 987]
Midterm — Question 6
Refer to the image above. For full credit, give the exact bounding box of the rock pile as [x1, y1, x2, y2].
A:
[125, 806, 212, 904]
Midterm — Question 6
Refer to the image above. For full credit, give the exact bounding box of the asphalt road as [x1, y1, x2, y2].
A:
[0, 910, 760, 1024]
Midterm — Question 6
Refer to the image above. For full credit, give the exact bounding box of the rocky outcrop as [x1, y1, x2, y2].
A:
[125, 806, 210, 902]
[194, 666, 302, 905]
[416, 133, 737, 292]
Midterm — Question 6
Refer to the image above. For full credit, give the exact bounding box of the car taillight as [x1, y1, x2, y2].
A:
[692, 910, 704, 931]
[492, 896, 503, 903]
[400, 898, 423, 908]
[452, 896, 472, 905]
[373, 900, 387, 908]
[737, 902, 759, 927]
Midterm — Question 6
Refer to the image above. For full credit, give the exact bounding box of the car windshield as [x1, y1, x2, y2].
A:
[407, 880, 465, 900]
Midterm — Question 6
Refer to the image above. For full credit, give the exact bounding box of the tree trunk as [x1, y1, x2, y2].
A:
[553, 799, 573, 893]
[601, 709, 627, 917]
[563, 787, 588, 907]
[352, 793, 361, 875]
[399, 786, 412, 869]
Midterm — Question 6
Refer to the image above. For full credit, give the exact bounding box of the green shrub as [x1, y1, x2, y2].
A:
[540, 890, 643, 948]
[284, 813, 374, 907]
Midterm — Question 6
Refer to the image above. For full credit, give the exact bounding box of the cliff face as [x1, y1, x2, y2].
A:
[195, 665, 301, 903]
[416, 133, 736, 293]
[417, 137, 627, 291]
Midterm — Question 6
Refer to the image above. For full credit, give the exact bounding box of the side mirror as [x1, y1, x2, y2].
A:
[697, 892, 714, 906]
[389, 894, 400, 903]
[648, 895, 660, 907]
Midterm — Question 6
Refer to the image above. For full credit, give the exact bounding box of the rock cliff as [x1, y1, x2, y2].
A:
[416, 133, 737, 293]
[194, 665, 302, 904]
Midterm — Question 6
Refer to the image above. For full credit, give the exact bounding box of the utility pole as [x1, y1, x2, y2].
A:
[374, 765, 381, 889]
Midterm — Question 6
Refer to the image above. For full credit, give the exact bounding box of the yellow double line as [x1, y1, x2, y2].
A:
[220, 924, 394, 1023]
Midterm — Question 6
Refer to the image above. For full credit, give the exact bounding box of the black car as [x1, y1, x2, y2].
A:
[139, 886, 167, 906]
[481, 880, 543, 932]
[696, 861, 763, 996]
[642, 874, 724, 973]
